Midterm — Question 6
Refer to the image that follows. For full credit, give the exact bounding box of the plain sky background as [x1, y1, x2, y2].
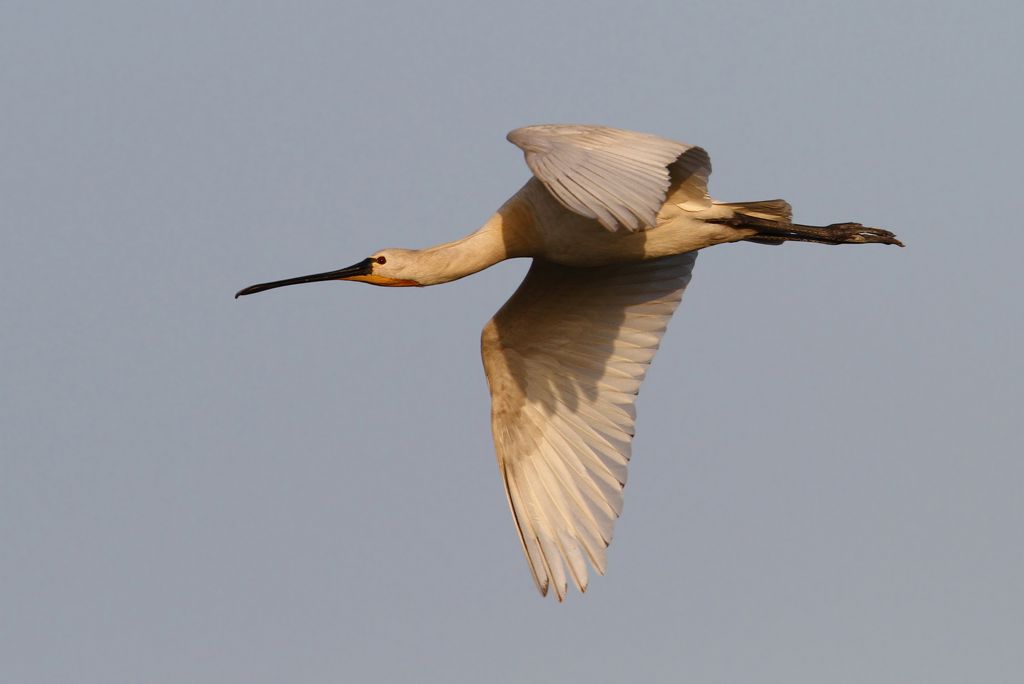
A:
[3, 1, 1022, 682]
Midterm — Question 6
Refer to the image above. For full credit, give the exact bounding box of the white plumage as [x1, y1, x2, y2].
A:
[507, 125, 695, 231]
[482, 254, 695, 598]
[237, 124, 902, 600]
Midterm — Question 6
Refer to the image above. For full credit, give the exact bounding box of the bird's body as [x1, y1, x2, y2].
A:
[237, 125, 901, 600]
[467, 177, 754, 268]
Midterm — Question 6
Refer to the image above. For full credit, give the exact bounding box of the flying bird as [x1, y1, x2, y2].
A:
[236, 124, 902, 600]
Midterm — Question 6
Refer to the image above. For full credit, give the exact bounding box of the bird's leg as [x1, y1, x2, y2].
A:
[710, 217, 903, 247]
[756, 222, 904, 246]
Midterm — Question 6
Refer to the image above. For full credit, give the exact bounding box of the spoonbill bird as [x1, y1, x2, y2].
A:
[236, 124, 902, 600]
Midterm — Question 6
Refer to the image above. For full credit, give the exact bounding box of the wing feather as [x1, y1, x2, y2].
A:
[507, 124, 700, 231]
[501, 458, 550, 595]
[522, 412, 613, 544]
[481, 253, 698, 599]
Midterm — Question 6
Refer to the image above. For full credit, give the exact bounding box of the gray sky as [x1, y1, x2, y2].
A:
[3, 1, 1022, 682]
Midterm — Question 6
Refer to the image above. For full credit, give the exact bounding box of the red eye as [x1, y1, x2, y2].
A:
[376, 256, 387, 265]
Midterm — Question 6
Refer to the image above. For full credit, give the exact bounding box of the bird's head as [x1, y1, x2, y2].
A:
[235, 249, 422, 298]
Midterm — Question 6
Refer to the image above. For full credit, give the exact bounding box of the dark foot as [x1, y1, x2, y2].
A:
[737, 221, 905, 247]
[810, 222, 904, 246]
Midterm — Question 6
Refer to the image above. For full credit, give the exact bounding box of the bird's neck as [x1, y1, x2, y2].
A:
[415, 197, 536, 286]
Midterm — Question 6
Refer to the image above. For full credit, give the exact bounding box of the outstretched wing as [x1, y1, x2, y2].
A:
[507, 124, 704, 232]
[480, 253, 697, 600]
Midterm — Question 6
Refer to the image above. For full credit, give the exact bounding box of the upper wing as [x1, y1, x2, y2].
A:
[507, 124, 705, 232]
[480, 253, 697, 600]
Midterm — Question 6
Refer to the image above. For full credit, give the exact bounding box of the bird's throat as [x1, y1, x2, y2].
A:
[344, 274, 421, 287]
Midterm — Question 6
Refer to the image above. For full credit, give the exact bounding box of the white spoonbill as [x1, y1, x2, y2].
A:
[236, 124, 902, 600]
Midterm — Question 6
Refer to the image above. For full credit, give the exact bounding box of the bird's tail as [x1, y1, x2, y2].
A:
[711, 199, 903, 247]
[714, 200, 792, 245]
[718, 199, 792, 224]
